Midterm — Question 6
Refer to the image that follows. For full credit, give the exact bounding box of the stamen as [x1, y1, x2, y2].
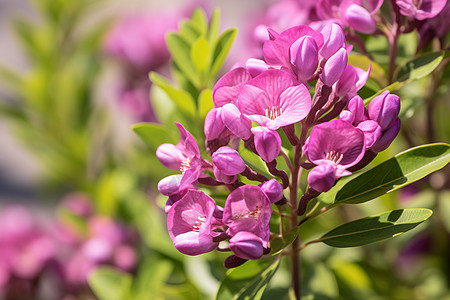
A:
[192, 216, 207, 232]
[232, 206, 262, 220]
[265, 106, 282, 120]
[325, 150, 343, 164]
[180, 157, 191, 173]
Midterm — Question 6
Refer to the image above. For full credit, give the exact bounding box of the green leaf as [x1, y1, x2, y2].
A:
[166, 33, 200, 87]
[150, 72, 197, 117]
[179, 20, 201, 45]
[198, 89, 213, 118]
[216, 257, 280, 300]
[207, 8, 221, 42]
[270, 226, 300, 255]
[88, 266, 132, 300]
[396, 51, 445, 82]
[132, 122, 177, 152]
[191, 36, 210, 73]
[208, 28, 237, 80]
[190, 8, 208, 35]
[335, 143, 450, 204]
[320, 208, 433, 247]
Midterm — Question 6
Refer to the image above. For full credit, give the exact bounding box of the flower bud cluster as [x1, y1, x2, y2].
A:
[156, 23, 401, 266]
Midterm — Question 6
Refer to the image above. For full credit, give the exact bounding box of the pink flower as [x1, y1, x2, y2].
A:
[223, 185, 272, 247]
[167, 190, 220, 255]
[237, 69, 311, 130]
[396, 0, 447, 20]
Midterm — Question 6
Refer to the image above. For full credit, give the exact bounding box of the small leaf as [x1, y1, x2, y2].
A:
[88, 267, 132, 300]
[198, 89, 213, 118]
[166, 33, 200, 87]
[190, 8, 208, 35]
[208, 28, 237, 80]
[270, 226, 300, 255]
[216, 257, 280, 300]
[179, 20, 201, 45]
[320, 208, 433, 247]
[396, 51, 445, 82]
[208, 8, 221, 42]
[335, 143, 450, 204]
[150, 72, 197, 117]
[132, 122, 177, 152]
[191, 36, 211, 73]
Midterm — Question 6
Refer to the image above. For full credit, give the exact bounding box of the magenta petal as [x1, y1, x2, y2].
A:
[334, 64, 357, 97]
[223, 185, 272, 245]
[308, 164, 336, 192]
[204, 107, 225, 140]
[221, 103, 252, 140]
[344, 4, 377, 34]
[356, 120, 382, 149]
[372, 118, 401, 152]
[368, 91, 401, 130]
[252, 127, 282, 162]
[167, 190, 218, 255]
[275, 85, 312, 128]
[158, 175, 183, 196]
[307, 119, 365, 168]
[175, 123, 200, 158]
[229, 231, 264, 260]
[347, 95, 366, 124]
[156, 143, 184, 170]
[321, 48, 348, 86]
[238, 84, 271, 117]
[212, 146, 246, 176]
[213, 67, 252, 107]
[353, 64, 372, 93]
[339, 110, 355, 123]
[213, 168, 237, 184]
[320, 23, 346, 60]
[259, 179, 284, 203]
[290, 36, 319, 82]
[245, 58, 269, 77]
[243, 69, 295, 102]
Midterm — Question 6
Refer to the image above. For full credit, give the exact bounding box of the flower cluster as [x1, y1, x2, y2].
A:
[156, 23, 401, 266]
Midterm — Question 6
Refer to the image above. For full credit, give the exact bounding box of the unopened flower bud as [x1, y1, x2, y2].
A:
[259, 179, 284, 203]
[320, 23, 345, 60]
[212, 146, 246, 176]
[356, 120, 382, 149]
[156, 144, 184, 170]
[372, 118, 401, 152]
[251, 127, 281, 162]
[158, 175, 182, 196]
[290, 36, 318, 82]
[347, 95, 366, 124]
[368, 91, 401, 130]
[204, 108, 224, 141]
[321, 48, 348, 86]
[344, 4, 377, 34]
[214, 168, 237, 184]
[229, 231, 264, 260]
[307, 164, 336, 193]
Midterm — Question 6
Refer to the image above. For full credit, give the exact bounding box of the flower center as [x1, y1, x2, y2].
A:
[180, 157, 191, 173]
[265, 106, 282, 120]
[233, 205, 262, 220]
[192, 216, 207, 232]
[325, 150, 343, 164]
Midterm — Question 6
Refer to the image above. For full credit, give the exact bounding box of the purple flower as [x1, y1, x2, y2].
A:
[167, 190, 220, 255]
[305, 119, 366, 191]
[204, 107, 225, 141]
[212, 147, 246, 176]
[156, 123, 204, 193]
[251, 126, 282, 162]
[320, 23, 346, 59]
[263, 25, 323, 70]
[237, 69, 311, 130]
[223, 185, 272, 247]
[368, 91, 401, 131]
[321, 48, 348, 86]
[229, 231, 264, 260]
[396, 0, 447, 20]
[334, 64, 372, 98]
[259, 179, 284, 203]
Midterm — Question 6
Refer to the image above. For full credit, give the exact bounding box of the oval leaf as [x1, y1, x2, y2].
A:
[335, 143, 450, 204]
[396, 51, 444, 82]
[191, 36, 210, 73]
[208, 28, 237, 79]
[132, 122, 177, 152]
[216, 257, 280, 300]
[320, 208, 433, 247]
